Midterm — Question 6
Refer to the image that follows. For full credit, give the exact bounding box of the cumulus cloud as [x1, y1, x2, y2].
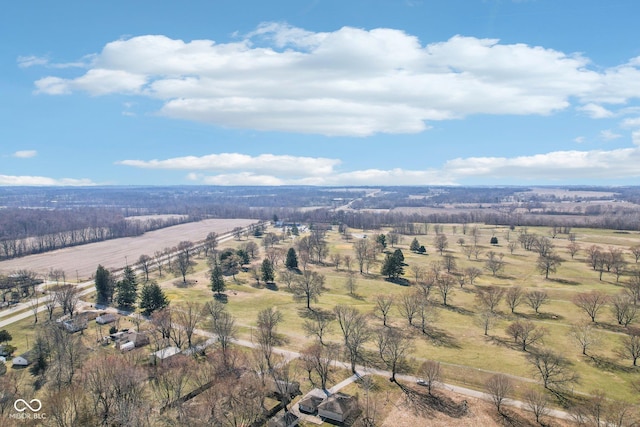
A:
[0, 175, 95, 186]
[118, 153, 340, 177]
[30, 23, 640, 136]
[13, 150, 37, 158]
[599, 129, 622, 141]
[122, 140, 640, 185]
[578, 103, 614, 119]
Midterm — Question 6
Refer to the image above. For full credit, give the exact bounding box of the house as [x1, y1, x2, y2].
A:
[115, 331, 149, 350]
[96, 313, 117, 324]
[150, 346, 181, 363]
[12, 352, 33, 367]
[298, 388, 327, 414]
[267, 410, 299, 427]
[317, 393, 357, 423]
[61, 317, 87, 333]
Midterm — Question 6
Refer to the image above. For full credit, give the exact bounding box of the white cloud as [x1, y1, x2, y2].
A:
[621, 117, 640, 128]
[118, 153, 340, 177]
[574, 136, 585, 144]
[17, 55, 48, 68]
[32, 23, 640, 136]
[577, 103, 614, 119]
[599, 129, 622, 141]
[13, 150, 37, 158]
[0, 175, 95, 186]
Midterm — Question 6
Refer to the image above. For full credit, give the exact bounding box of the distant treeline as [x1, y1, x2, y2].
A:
[285, 208, 640, 233]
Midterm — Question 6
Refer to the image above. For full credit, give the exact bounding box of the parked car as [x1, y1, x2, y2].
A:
[416, 378, 427, 386]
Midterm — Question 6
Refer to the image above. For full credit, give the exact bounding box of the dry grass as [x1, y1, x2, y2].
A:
[0, 218, 255, 280]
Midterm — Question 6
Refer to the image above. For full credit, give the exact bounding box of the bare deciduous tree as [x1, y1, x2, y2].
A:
[475, 286, 505, 313]
[506, 320, 546, 351]
[524, 388, 550, 424]
[570, 322, 600, 356]
[417, 360, 442, 395]
[611, 293, 638, 327]
[618, 327, 640, 366]
[505, 286, 524, 314]
[527, 349, 579, 391]
[376, 328, 412, 382]
[254, 307, 283, 371]
[485, 374, 512, 414]
[526, 290, 549, 314]
[303, 311, 334, 346]
[573, 291, 609, 322]
[374, 294, 394, 327]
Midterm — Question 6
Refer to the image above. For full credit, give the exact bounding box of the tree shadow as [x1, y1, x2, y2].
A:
[518, 312, 564, 321]
[547, 278, 580, 286]
[213, 293, 228, 303]
[441, 304, 475, 316]
[384, 277, 411, 286]
[586, 354, 635, 373]
[265, 282, 279, 291]
[297, 307, 336, 321]
[486, 335, 514, 349]
[494, 410, 539, 427]
[348, 293, 365, 301]
[396, 382, 468, 419]
[173, 279, 197, 288]
[424, 326, 462, 349]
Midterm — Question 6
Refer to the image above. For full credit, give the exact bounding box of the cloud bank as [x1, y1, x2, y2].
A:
[31, 23, 640, 136]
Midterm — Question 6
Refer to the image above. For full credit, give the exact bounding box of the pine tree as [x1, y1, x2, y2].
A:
[116, 266, 138, 309]
[261, 258, 275, 283]
[95, 264, 114, 305]
[410, 238, 420, 252]
[285, 248, 299, 270]
[210, 264, 225, 296]
[139, 282, 168, 316]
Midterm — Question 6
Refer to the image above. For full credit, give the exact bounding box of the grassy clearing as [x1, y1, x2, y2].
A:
[148, 223, 640, 405]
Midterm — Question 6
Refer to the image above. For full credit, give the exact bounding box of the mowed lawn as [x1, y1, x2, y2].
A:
[142, 223, 640, 403]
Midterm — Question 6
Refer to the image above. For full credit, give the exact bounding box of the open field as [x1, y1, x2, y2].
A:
[146, 222, 640, 409]
[4, 220, 640, 425]
[0, 218, 255, 279]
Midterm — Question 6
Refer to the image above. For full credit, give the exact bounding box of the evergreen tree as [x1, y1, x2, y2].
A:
[236, 249, 250, 266]
[261, 259, 275, 283]
[116, 266, 138, 309]
[139, 282, 168, 316]
[381, 250, 405, 279]
[210, 264, 225, 296]
[376, 234, 387, 250]
[393, 248, 405, 264]
[95, 264, 114, 305]
[285, 248, 299, 270]
[291, 224, 299, 236]
[418, 245, 427, 254]
[410, 238, 421, 252]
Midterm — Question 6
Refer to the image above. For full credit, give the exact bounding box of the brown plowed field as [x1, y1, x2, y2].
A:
[0, 218, 256, 279]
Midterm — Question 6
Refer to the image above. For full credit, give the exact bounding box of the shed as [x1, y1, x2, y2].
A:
[298, 388, 327, 414]
[317, 393, 357, 423]
[12, 353, 32, 367]
[150, 346, 181, 363]
[116, 331, 149, 349]
[120, 341, 135, 352]
[96, 313, 117, 324]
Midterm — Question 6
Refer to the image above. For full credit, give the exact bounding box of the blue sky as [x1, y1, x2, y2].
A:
[3, 0, 640, 186]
